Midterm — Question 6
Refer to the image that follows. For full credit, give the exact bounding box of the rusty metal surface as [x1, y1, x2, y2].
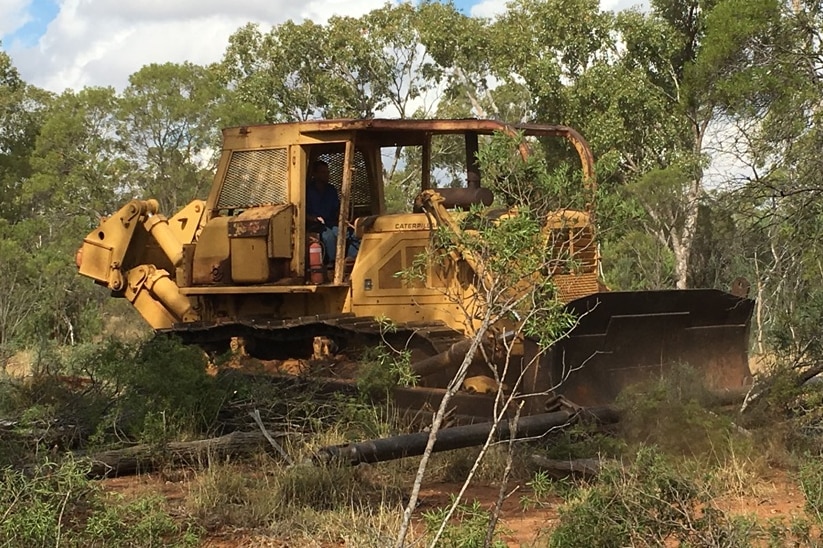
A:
[228, 204, 293, 238]
[162, 287, 754, 414]
[549, 289, 755, 406]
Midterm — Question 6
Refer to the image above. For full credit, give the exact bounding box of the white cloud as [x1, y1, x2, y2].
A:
[603, 0, 648, 11]
[5, 0, 387, 92]
[3, 0, 649, 93]
[470, 0, 506, 19]
[0, 0, 31, 39]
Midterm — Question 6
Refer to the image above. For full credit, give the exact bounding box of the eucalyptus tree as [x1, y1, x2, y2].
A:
[3, 87, 126, 348]
[221, 20, 338, 121]
[221, 3, 466, 122]
[724, 0, 823, 355]
[25, 87, 124, 226]
[489, 0, 779, 289]
[0, 47, 51, 224]
[118, 62, 226, 213]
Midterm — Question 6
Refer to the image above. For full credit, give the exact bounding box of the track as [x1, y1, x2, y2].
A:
[161, 314, 521, 421]
[162, 313, 467, 360]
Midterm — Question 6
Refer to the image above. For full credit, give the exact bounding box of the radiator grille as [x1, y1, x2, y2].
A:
[218, 148, 289, 209]
[318, 151, 372, 209]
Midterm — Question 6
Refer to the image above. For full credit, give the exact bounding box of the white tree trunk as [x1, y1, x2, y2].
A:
[672, 176, 701, 289]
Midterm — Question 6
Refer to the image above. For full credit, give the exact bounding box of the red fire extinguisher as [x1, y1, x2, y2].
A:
[308, 239, 325, 284]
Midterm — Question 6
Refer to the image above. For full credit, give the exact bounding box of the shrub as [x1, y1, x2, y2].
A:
[85, 335, 225, 445]
[1, 335, 226, 449]
[356, 344, 415, 400]
[798, 456, 823, 527]
[422, 497, 507, 548]
[548, 446, 757, 547]
[617, 366, 752, 460]
[0, 457, 198, 547]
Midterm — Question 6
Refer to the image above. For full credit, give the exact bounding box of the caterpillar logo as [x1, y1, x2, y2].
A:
[394, 222, 427, 230]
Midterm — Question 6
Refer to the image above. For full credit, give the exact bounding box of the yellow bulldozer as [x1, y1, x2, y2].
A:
[75, 118, 753, 417]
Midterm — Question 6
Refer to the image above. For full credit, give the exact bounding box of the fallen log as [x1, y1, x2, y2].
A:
[530, 454, 602, 480]
[80, 430, 287, 478]
[315, 406, 620, 466]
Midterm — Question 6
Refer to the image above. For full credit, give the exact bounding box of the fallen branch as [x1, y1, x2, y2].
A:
[80, 430, 288, 478]
[741, 361, 823, 414]
[317, 406, 620, 466]
[530, 454, 602, 480]
[250, 409, 293, 465]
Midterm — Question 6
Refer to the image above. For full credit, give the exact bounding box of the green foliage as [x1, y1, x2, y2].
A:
[0, 457, 198, 547]
[540, 421, 627, 461]
[454, 205, 577, 345]
[798, 456, 823, 528]
[94, 335, 223, 443]
[422, 497, 507, 548]
[617, 366, 752, 459]
[548, 446, 757, 547]
[119, 62, 226, 213]
[477, 131, 588, 215]
[519, 470, 575, 510]
[601, 229, 676, 290]
[221, 4, 452, 122]
[356, 344, 416, 400]
[0, 336, 224, 449]
[26, 87, 125, 223]
[0, 49, 52, 225]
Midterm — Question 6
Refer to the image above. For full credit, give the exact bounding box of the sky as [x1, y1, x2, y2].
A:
[0, 0, 643, 94]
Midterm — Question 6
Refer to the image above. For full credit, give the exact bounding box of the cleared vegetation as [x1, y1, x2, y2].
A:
[2, 337, 823, 546]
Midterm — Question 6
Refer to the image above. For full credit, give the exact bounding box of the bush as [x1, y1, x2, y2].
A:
[356, 344, 415, 400]
[798, 456, 823, 527]
[0, 457, 198, 547]
[548, 446, 757, 547]
[422, 497, 507, 548]
[617, 366, 752, 460]
[98, 335, 224, 443]
[0, 336, 227, 452]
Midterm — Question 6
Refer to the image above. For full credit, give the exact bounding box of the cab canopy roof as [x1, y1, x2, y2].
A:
[222, 118, 589, 145]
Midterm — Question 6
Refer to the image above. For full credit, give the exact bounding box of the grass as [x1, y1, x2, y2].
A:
[185, 458, 407, 544]
[0, 458, 199, 547]
[6, 346, 823, 545]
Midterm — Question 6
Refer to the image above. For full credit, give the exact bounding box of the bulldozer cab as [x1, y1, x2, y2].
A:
[202, 119, 593, 287]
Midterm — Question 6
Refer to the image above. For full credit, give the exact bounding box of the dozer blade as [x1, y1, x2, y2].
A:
[545, 289, 754, 406]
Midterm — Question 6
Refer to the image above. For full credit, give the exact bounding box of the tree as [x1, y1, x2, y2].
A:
[119, 62, 226, 213]
[221, 4, 462, 122]
[0, 46, 51, 224]
[602, 0, 779, 289]
[486, 0, 779, 289]
[221, 21, 336, 121]
[24, 87, 124, 224]
[706, 1, 823, 356]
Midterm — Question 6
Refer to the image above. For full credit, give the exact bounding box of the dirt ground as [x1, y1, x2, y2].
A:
[101, 467, 807, 547]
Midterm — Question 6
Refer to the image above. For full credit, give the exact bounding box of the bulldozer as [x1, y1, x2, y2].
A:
[75, 118, 754, 418]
